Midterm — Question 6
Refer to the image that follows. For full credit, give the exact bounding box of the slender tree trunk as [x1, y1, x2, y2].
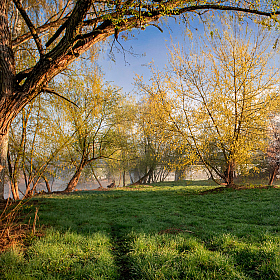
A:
[0, 131, 9, 199]
[7, 148, 20, 200]
[118, 169, 122, 186]
[10, 180, 20, 200]
[123, 170, 126, 187]
[91, 166, 103, 188]
[42, 175, 51, 193]
[64, 159, 87, 192]
[175, 168, 184, 181]
[268, 164, 279, 186]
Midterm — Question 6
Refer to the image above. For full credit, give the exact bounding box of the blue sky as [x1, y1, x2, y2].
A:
[97, 15, 280, 95]
[97, 17, 190, 94]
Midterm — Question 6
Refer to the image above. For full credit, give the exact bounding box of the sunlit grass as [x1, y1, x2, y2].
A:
[128, 232, 280, 279]
[1, 181, 280, 279]
[0, 229, 118, 280]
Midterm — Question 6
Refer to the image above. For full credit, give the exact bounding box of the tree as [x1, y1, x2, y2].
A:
[137, 20, 280, 187]
[132, 98, 188, 184]
[51, 68, 126, 192]
[1, 0, 280, 198]
[103, 100, 139, 187]
[8, 94, 69, 199]
[267, 116, 280, 185]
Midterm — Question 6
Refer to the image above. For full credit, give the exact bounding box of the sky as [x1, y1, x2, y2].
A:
[96, 15, 280, 96]
[97, 17, 191, 94]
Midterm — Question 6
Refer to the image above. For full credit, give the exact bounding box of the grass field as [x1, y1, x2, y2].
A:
[1, 180, 280, 279]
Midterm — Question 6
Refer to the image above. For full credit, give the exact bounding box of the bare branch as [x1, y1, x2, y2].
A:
[12, 17, 68, 49]
[42, 87, 79, 108]
[12, 0, 45, 56]
[12, 2, 280, 50]
[45, 19, 69, 48]
[148, 23, 163, 33]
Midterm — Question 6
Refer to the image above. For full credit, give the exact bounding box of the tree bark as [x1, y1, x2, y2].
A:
[7, 148, 20, 200]
[131, 168, 154, 185]
[0, 0, 17, 200]
[64, 159, 87, 192]
[65, 168, 83, 192]
[123, 170, 126, 187]
[42, 175, 51, 193]
[0, 131, 9, 199]
[224, 160, 235, 187]
[268, 164, 279, 186]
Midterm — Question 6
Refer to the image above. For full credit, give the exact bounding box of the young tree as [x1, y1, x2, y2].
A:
[137, 21, 280, 187]
[267, 117, 280, 185]
[133, 99, 187, 183]
[1, 0, 280, 198]
[8, 94, 68, 199]
[103, 100, 139, 187]
[51, 68, 126, 192]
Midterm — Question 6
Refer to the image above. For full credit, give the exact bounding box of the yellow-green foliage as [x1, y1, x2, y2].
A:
[136, 18, 280, 180]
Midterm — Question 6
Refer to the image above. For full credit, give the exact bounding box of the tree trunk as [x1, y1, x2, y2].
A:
[7, 148, 20, 200]
[91, 166, 103, 188]
[65, 168, 83, 192]
[268, 164, 279, 186]
[64, 159, 87, 192]
[0, 131, 9, 199]
[175, 168, 185, 181]
[123, 170, 126, 187]
[131, 168, 154, 185]
[42, 175, 51, 193]
[224, 160, 235, 187]
[10, 181, 20, 200]
[0, 0, 18, 200]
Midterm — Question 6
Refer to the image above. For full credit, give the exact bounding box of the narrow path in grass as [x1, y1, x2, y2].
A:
[110, 224, 133, 280]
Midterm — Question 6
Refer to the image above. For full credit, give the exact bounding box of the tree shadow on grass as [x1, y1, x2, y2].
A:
[1, 186, 280, 279]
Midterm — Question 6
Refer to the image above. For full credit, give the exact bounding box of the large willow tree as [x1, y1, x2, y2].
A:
[0, 0, 280, 198]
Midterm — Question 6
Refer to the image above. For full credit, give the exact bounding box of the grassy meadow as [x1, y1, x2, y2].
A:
[1, 180, 280, 279]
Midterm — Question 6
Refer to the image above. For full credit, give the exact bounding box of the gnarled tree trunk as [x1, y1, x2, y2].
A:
[0, 0, 16, 200]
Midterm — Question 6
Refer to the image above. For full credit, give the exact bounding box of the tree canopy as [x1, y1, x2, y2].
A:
[1, 0, 280, 198]
[136, 19, 280, 186]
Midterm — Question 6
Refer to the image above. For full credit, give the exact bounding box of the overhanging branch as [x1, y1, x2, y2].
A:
[42, 87, 79, 108]
[12, 2, 280, 50]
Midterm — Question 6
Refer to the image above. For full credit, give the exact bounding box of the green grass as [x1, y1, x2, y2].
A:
[1, 181, 280, 279]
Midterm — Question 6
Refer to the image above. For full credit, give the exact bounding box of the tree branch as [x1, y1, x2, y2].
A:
[16, 67, 34, 83]
[147, 23, 163, 32]
[45, 19, 69, 48]
[13, 2, 280, 50]
[42, 87, 79, 108]
[12, 0, 45, 56]
[12, 17, 68, 49]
